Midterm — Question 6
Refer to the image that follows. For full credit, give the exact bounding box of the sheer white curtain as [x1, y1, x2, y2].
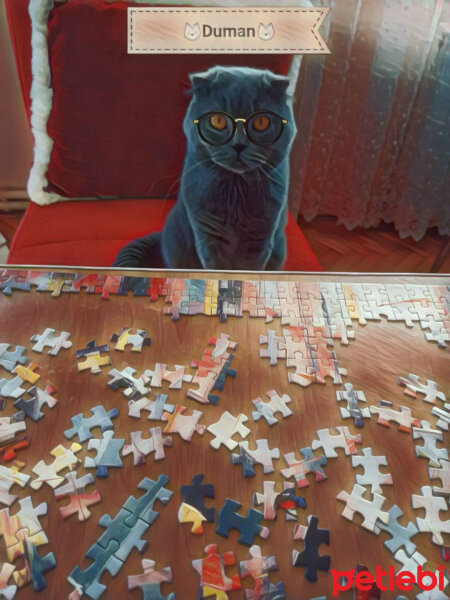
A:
[290, 0, 450, 241]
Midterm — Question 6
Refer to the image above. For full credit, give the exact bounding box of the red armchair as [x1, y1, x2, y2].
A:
[5, 0, 321, 271]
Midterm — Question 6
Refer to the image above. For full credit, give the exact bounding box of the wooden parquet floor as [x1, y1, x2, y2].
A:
[299, 216, 449, 273]
[0, 210, 448, 273]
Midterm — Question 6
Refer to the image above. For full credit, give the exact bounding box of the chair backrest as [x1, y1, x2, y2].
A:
[5, 0, 294, 200]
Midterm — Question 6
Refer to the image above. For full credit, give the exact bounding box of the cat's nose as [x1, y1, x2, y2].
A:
[233, 143, 247, 155]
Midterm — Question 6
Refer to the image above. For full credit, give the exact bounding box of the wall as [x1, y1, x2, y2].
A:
[0, 0, 33, 196]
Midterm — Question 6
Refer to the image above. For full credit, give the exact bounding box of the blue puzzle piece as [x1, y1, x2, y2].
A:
[98, 509, 149, 562]
[375, 504, 418, 555]
[292, 515, 330, 582]
[84, 430, 124, 478]
[64, 405, 119, 442]
[231, 446, 256, 477]
[0, 344, 28, 372]
[68, 540, 122, 600]
[216, 499, 268, 546]
[180, 474, 215, 522]
[123, 475, 173, 527]
[28, 542, 57, 591]
[0, 273, 31, 296]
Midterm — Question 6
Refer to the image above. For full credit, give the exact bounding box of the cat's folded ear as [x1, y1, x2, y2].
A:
[188, 72, 211, 94]
[268, 74, 291, 94]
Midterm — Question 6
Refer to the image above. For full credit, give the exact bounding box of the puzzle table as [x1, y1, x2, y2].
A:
[0, 267, 448, 599]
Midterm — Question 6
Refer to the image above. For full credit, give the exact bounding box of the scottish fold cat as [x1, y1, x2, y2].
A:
[113, 66, 296, 270]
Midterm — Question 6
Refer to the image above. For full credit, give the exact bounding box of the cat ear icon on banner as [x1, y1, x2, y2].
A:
[185, 23, 201, 41]
[258, 23, 275, 41]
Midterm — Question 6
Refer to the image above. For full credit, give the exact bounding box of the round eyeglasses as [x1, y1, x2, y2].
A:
[193, 111, 288, 146]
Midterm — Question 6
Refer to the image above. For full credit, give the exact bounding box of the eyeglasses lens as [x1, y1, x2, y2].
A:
[198, 113, 234, 145]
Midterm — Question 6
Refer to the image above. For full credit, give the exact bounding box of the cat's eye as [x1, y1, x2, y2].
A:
[252, 115, 270, 132]
[210, 114, 228, 131]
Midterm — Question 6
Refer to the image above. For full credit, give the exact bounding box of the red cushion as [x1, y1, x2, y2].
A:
[5, 0, 293, 199]
[7, 200, 322, 271]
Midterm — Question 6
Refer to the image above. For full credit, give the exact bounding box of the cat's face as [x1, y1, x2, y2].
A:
[258, 23, 274, 40]
[184, 67, 296, 175]
[185, 22, 201, 41]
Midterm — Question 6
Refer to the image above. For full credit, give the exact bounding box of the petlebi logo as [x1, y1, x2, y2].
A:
[184, 21, 275, 41]
[332, 565, 447, 596]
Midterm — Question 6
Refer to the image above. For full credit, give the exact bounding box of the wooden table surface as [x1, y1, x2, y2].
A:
[0, 267, 448, 599]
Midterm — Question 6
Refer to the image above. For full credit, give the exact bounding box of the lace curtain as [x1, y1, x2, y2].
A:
[289, 0, 450, 240]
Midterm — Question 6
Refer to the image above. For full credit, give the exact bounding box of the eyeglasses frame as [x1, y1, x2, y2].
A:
[193, 110, 288, 146]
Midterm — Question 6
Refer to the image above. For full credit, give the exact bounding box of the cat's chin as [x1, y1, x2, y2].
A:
[213, 160, 258, 175]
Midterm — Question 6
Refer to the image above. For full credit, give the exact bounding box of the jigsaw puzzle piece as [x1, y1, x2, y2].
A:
[31, 442, 82, 489]
[259, 330, 286, 366]
[0, 439, 29, 463]
[280, 447, 327, 488]
[144, 364, 192, 390]
[239, 544, 285, 600]
[216, 499, 269, 547]
[64, 405, 119, 443]
[336, 484, 389, 532]
[128, 559, 175, 600]
[398, 374, 446, 405]
[231, 440, 280, 477]
[84, 431, 124, 478]
[162, 405, 205, 442]
[55, 472, 102, 521]
[311, 427, 362, 458]
[13, 384, 58, 422]
[429, 460, 450, 499]
[251, 390, 292, 426]
[0, 271, 31, 296]
[122, 475, 173, 528]
[369, 400, 420, 432]
[29, 328, 72, 356]
[253, 481, 306, 521]
[110, 328, 151, 352]
[76, 341, 111, 374]
[0, 496, 49, 562]
[411, 485, 450, 546]
[180, 474, 215, 524]
[336, 383, 370, 428]
[207, 412, 250, 451]
[292, 515, 330, 582]
[0, 462, 30, 507]
[14, 541, 56, 591]
[0, 345, 28, 373]
[374, 504, 418, 555]
[107, 367, 150, 399]
[0, 419, 26, 446]
[0, 562, 16, 599]
[122, 427, 173, 465]
[351, 448, 393, 494]
[128, 394, 174, 420]
[192, 544, 241, 598]
[413, 420, 448, 467]
[68, 540, 122, 600]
